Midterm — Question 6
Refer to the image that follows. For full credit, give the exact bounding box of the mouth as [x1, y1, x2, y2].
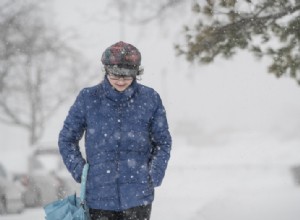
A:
[114, 85, 127, 91]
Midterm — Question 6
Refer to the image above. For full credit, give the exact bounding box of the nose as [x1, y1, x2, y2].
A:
[115, 78, 127, 84]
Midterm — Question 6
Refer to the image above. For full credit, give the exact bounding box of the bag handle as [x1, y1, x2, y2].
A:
[80, 163, 89, 203]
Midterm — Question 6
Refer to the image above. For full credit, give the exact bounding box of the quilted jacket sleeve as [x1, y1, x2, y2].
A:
[58, 89, 87, 183]
[149, 92, 172, 187]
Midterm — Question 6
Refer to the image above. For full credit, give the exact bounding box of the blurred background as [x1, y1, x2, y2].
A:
[0, 0, 300, 219]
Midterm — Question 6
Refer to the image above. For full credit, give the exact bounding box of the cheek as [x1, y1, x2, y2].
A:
[120, 83, 131, 90]
[107, 78, 115, 85]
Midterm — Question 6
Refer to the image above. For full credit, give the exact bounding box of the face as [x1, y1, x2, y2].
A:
[107, 73, 134, 92]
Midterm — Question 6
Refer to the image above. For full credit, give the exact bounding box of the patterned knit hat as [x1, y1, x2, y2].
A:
[101, 41, 141, 67]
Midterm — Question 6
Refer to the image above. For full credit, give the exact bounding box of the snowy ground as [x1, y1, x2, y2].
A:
[152, 135, 300, 220]
[1, 133, 300, 220]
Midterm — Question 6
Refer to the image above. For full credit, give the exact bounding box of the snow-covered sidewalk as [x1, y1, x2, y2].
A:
[193, 186, 300, 220]
[151, 136, 300, 220]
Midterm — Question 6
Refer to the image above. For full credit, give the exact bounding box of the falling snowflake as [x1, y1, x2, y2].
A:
[89, 129, 95, 134]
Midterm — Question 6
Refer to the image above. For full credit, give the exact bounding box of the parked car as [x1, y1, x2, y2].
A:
[15, 146, 79, 207]
[14, 172, 61, 207]
[0, 163, 24, 215]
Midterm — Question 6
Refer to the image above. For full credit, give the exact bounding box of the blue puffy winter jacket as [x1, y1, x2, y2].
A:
[58, 76, 172, 211]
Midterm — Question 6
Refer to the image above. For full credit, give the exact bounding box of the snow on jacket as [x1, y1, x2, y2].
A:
[58, 76, 172, 211]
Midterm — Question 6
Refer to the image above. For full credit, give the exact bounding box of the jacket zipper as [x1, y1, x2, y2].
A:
[116, 104, 122, 209]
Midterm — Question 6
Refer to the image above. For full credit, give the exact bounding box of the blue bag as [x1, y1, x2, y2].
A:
[44, 164, 90, 220]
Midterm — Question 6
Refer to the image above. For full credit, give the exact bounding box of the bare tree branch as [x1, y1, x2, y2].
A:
[0, 1, 91, 145]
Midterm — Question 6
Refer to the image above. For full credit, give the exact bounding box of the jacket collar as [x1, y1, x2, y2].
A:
[102, 76, 138, 103]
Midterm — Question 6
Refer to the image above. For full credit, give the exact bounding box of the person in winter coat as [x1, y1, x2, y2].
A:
[58, 41, 172, 220]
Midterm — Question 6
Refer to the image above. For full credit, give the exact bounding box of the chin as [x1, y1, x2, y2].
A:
[115, 87, 126, 92]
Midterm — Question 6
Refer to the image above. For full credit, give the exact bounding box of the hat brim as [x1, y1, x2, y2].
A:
[105, 65, 138, 77]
